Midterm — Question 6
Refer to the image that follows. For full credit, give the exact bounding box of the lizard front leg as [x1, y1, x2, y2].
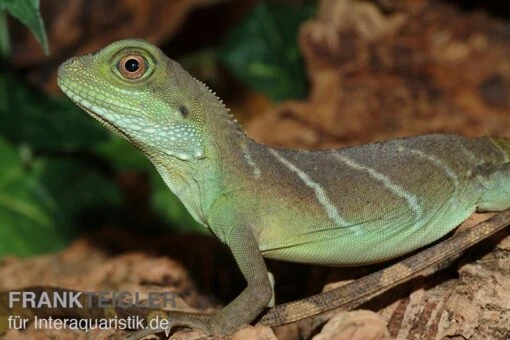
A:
[129, 225, 273, 338]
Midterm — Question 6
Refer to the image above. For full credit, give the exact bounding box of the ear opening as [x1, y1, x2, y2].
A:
[178, 105, 189, 118]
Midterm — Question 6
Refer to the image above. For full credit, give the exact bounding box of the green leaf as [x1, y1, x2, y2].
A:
[218, 1, 316, 101]
[0, 72, 108, 151]
[0, 137, 121, 257]
[0, 10, 10, 57]
[0, 0, 48, 55]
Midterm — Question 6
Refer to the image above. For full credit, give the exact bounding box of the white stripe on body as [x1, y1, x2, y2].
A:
[333, 154, 423, 222]
[268, 149, 353, 231]
[241, 142, 261, 179]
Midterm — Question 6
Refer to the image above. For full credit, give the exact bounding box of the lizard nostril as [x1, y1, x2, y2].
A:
[69, 57, 80, 66]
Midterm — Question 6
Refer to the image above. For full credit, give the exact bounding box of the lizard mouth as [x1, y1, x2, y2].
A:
[57, 78, 134, 143]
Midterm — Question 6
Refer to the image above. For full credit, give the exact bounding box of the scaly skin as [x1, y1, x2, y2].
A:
[47, 39, 510, 336]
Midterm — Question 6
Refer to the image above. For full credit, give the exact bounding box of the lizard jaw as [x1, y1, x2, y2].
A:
[57, 78, 135, 143]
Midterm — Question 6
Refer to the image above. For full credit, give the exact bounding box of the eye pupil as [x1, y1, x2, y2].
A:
[125, 58, 140, 72]
[118, 54, 146, 79]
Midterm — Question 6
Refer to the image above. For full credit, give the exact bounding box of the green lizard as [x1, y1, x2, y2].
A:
[5, 38, 510, 337]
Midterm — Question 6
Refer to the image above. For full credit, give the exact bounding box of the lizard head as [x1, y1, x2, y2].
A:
[57, 39, 212, 162]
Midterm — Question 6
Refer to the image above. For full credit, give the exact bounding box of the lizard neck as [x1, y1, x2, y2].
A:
[150, 88, 256, 227]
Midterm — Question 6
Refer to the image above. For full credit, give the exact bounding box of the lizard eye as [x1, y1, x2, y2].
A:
[118, 55, 146, 79]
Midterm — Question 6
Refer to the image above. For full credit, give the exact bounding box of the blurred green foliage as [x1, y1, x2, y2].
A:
[0, 71, 125, 256]
[0, 136, 121, 256]
[0, 0, 314, 257]
[219, 1, 316, 101]
[0, 73, 107, 150]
